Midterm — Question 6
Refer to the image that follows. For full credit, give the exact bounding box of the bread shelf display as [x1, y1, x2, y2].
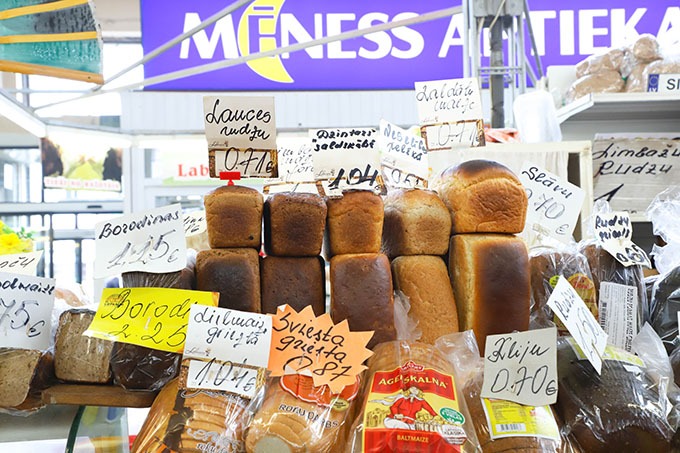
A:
[41, 384, 157, 408]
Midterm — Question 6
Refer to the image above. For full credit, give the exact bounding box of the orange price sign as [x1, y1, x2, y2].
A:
[268, 305, 374, 393]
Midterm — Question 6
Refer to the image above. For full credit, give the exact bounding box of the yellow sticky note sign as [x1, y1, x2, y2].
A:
[86, 287, 219, 353]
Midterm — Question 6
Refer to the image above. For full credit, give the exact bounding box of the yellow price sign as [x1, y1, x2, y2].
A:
[85, 288, 219, 353]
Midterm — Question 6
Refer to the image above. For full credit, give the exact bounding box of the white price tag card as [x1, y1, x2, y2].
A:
[203, 96, 278, 178]
[277, 137, 314, 183]
[647, 74, 680, 93]
[94, 204, 187, 279]
[0, 272, 56, 350]
[547, 276, 607, 374]
[594, 212, 651, 268]
[183, 210, 206, 237]
[379, 119, 428, 189]
[310, 128, 382, 192]
[481, 328, 558, 406]
[415, 77, 483, 124]
[420, 120, 485, 151]
[186, 358, 261, 398]
[519, 162, 585, 242]
[184, 305, 272, 368]
[0, 251, 43, 276]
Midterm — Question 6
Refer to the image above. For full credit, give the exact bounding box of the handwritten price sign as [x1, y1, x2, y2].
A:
[277, 137, 315, 183]
[379, 119, 429, 189]
[85, 288, 218, 353]
[0, 272, 56, 350]
[185, 357, 263, 399]
[420, 120, 485, 151]
[0, 251, 42, 276]
[548, 277, 607, 374]
[94, 204, 187, 279]
[519, 162, 585, 242]
[481, 328, 558, 406]
[269, 305, 373, 393]
[594, 212, 651, 268]
[183, 210, 207, 237]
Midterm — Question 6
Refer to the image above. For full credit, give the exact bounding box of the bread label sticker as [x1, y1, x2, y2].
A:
[0, 272, 55, 350]
[415, 78, 483, 124]
[481, 398, 560, 441]
[279, 374, 360, 412]
[203, 95, 278, 178]
[94, 204, 187, 279]
[594, 212, 651, 268]
[269, 304, 374, 393]
[276, 136, 315, 184]
[183, 210, 206, 237]
[547, 276, 608, 374]
[310, 128, 383, 194]
[481, 327, 558, 406]
[184, 305, 272, 369]
[378, 119, 429, 189]
[566, 337, 645, 368]
[85, 288, 219, 353]
[0, 251, 42, 276]
[184, 357, 263, 399]
[519, 162, 585, 242]
[362, 361, 467, 452]
[599, 282, 638, 352]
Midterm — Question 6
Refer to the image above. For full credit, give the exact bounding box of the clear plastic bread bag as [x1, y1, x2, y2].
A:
[647, 186, 680, 353]
[574, 47, 626, 78]
[565, 70, 624, 104]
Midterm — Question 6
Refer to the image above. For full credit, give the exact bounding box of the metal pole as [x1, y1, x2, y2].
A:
[489, 19, 504, 127]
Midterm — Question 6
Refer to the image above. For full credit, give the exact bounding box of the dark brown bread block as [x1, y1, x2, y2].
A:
[264, 192, 327, 256]
[204, 185, 263, 249]
[448, 234, 530, 352]
[260, 255, 326, 315]
[325, 190, 384, 258]
[330, 253, 395, 350]
[382, 188, 451, 258]
[196, 248, 261, 312]
[0, 348, 54, 408]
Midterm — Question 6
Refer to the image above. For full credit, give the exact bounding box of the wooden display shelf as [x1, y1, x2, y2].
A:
[42, 384, 158, 408]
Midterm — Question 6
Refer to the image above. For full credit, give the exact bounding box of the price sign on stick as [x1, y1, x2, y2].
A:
[0, 251, 43, 276]
[94, 204, 187, 279]
[203, 96, 278, 178]
[481, 328, 558, 406]
[594, 212, 651, 268]
[547, 276, 607, 374]
[519, 162, 585, 242]
[378, 119, 429, 189]
[0, 272, 55, 350]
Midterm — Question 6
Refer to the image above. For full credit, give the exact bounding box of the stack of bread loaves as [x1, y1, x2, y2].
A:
[435, 159, 531, 352]
[382, 188, 459, 344]
[328, 190, 396, 350]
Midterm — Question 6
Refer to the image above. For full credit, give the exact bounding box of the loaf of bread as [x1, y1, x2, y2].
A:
[566, 70, 624, 103]
[54, 309, 113, 384]
[449, 234, 530, 352]
[391, 255, 458, 344]
[325, 190, 384, 257]
[650, 266, 680, 352]
[204, 185, 263, 249]
[264, 192, 327, 256]
[246, 374, 360, 453]
[382, 188, 451, 258]
[330, 253, 395, 350]
[196, 248, 261, 312]
[0, 348, 53, 408]
[260, 255, 325, 316]
[555, 337, 673, 452]
[434, 160, 528, 234]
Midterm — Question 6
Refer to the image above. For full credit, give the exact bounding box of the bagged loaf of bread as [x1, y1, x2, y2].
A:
[0, 348, 54, 411]
[566, 70, 624, 103]
[632, 33, 662, 63]
[246, 374, 361, 452]
[555, 337, 673, 452]
[345, 341, 480, 452]
[575, 47, 626, 78]
[650, 265, 680, 352]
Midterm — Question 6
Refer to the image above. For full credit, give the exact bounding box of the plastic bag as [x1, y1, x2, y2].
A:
[246, 374, 361, 452]
[565, 70, 624, 104]
[513, 87, 563, 143]
[624, 62, 649, 92]
[345, 340, 481, 452]
[575, 47, 626, 78]
[0, 347, 54, 414]
[632, 33, 662, 63]
[555, 336, 674, 452]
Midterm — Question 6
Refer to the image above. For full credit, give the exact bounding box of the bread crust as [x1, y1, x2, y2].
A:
[261, 256, 326, 316]
[324, 190, 384, 258]
[204, 185, 263, 249]
[196, 248, 261, 313]
[264, 192, 327, 256]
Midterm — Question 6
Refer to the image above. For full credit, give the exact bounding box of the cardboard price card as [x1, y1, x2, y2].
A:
[379, 119, 429, 189]
[183, 210, 206, 237]
[269, 305, 374, 393]
[594, 212, 652, 268]
[0, 272, 56, 350]
[0, 251, 43, 276]
[184, 357, 264, 399]
[420, 119, 485, 151]
[203, 95, 278, 178]
[94, 204, 187, 279]
[481, 328, 558, 407]
[277, 137, 315, 184]
[85, 288, 218, 353]
[415, 77, 483, 124]
[519, 162, 585, 242]
[547, 276, 607, 374]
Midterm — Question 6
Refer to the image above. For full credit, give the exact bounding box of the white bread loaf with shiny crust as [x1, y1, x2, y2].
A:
[434, 159, 527, 234]
[382, 188, 451, 258]
[448, 234, 530, 352]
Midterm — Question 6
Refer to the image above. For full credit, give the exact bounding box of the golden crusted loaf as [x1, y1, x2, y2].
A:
[434, 159, 527, 234]
[325, 190, 384, 258]
[382, 188, 451, 258]
[264, 192, 327, 256]
[196, 248, 261, 312]
[260, 255, 326, 316]
[391, 255, 459, 344]
[204, 185, 263, 249]
[448, 234, 530, 352]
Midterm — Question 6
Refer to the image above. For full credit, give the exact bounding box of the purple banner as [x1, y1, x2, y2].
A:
[140, 0, 679, 91]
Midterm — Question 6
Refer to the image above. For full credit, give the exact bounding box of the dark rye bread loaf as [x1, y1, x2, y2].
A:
[260, 255, 325, 316]
[196, 248, 261, 313]
[264, 192, 327, 256]
[324, 190, 384, 258]
[204, 185, 263, 249]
